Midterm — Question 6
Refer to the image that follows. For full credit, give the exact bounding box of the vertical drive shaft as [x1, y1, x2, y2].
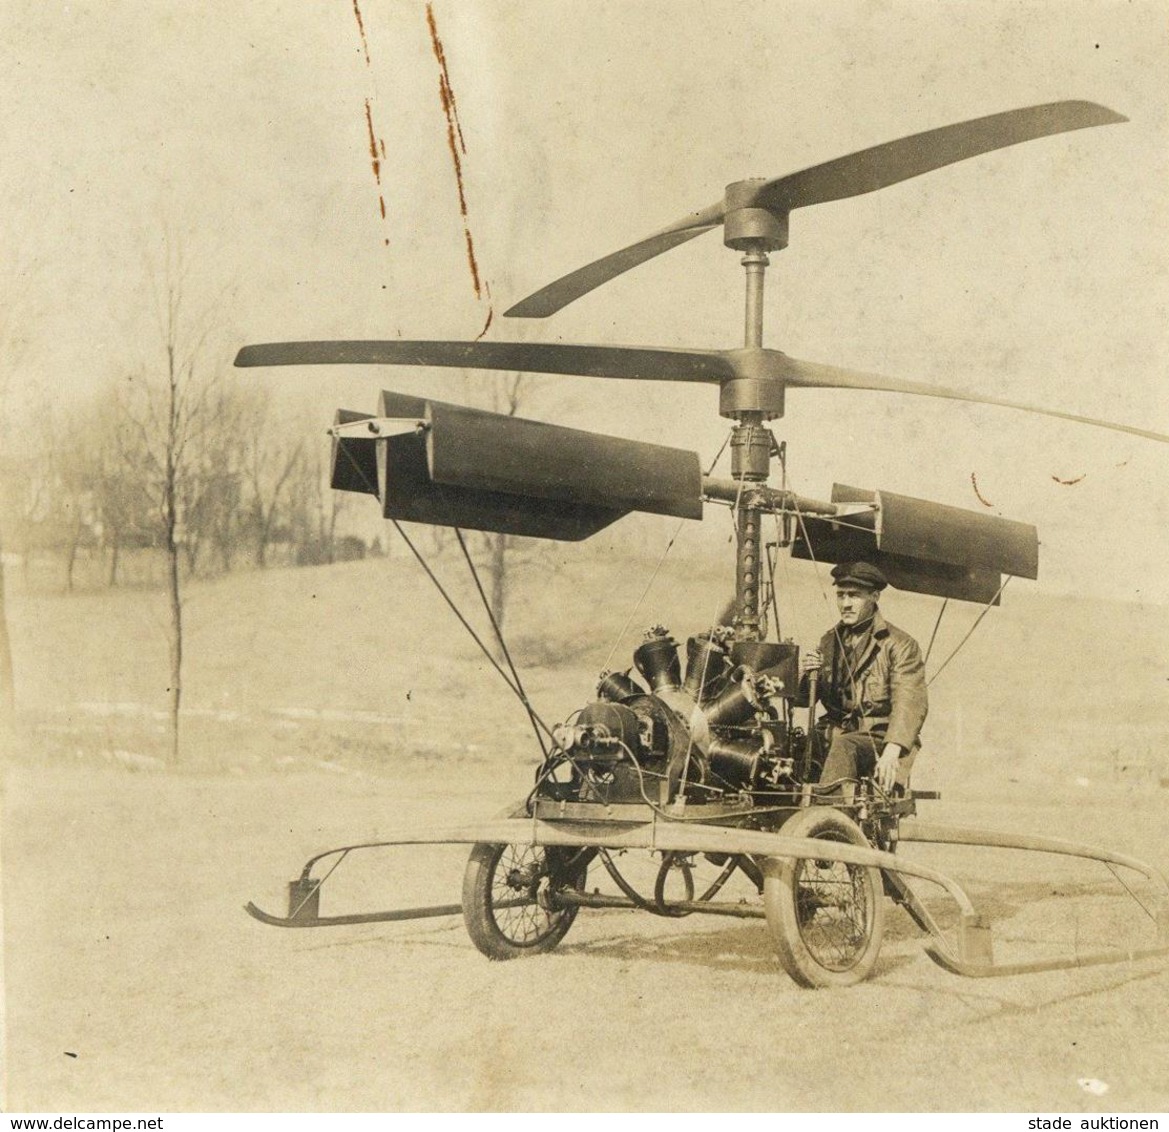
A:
[742, 249, 769, 349]
[731, 243, 774, 640]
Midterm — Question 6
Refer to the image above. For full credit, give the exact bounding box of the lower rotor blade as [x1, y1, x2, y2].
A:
[783, 356, 1169, 444]
[504, 202, 724, 318]
[235, 340, 734, 383]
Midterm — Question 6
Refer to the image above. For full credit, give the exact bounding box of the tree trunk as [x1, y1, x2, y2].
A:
[255, 511, 269, 568]
[65, 521, 81, 592]
[108, 537, 120, 587]
[0, 528, 16, 739]
[183, 533, 199, 576]
[164, 341, 182, 764]
[489, 532, 508, 638]
[165, 534, 182, 763]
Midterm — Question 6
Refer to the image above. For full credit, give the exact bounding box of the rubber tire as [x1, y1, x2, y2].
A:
[764, 807, 885, 988]
[462, 842, 583, 961]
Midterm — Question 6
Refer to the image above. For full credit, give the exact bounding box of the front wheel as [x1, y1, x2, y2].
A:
[462, 842, 588, 961]
[764, 807, 885, 988]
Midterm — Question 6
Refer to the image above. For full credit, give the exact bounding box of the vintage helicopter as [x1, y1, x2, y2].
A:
[240, 101, 1169, 987]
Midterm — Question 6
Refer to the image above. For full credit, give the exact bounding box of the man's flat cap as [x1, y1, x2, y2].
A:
[831, 561, 888, 591]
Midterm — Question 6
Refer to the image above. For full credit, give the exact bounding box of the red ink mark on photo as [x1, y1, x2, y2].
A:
[462, 230, 482, 296]
[363, 98, 389, 238]
[426, 5, 467, 154]
[426, 3, 485, 300]
[364, 100, 381, 182]
[351, 7, 389, 243]
[352, 0, 371, 67]
[970, 472, 993, 508]
[1051, 473, 1086, 485]
[474, 305, 495, 341]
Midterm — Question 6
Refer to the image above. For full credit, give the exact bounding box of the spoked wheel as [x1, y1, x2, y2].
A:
[764, 807, 885, 988]
[462, 842, 589, 961]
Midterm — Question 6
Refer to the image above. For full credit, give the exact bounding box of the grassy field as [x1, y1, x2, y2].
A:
[6, 538, 1168, 792]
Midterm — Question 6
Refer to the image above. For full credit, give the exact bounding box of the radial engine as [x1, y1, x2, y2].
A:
[546, 625, 810, 806]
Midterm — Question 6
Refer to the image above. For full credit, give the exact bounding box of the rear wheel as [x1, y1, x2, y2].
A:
[462, 842, 588, 960]
[764, 807, 885, 987]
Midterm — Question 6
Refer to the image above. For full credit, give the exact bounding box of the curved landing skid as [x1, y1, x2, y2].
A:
[244, 900, 465, 929]
[245, 812, 1169, 980]
[925, 941, 1169, 979]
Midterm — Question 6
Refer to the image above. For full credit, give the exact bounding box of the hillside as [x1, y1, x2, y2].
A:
[6, 539, 1169, 796]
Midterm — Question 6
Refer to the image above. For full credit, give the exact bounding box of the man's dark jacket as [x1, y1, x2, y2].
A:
[815, 611, 928, 752]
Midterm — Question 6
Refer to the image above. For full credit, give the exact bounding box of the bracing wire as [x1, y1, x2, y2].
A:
[454, 527, 548, 757]
[336, 441, 557, 744]
[1104, 862, 1159, 925]
[923, 599, 949, 665]
[927, 577, 1012, 686]
[677, 572, 744, 803]
[788, 498, 864, 696]
[765, 514, 783, 640]
[599, 517, 688, 675]
[785, 483, 1010, 695]
[600, 428, 735, 675]
[390, 519, 556, 742]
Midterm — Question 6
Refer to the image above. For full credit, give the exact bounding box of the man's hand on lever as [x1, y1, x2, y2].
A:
[876, 744, 902, 793]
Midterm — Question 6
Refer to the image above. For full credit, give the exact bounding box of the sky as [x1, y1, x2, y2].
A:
[2, 0, 1167, 600]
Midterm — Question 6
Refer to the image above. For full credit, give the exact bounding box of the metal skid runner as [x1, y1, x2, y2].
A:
[246, 794, 1169, 987]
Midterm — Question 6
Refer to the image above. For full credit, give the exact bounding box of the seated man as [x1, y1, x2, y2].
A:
[801, 561, 928, 795]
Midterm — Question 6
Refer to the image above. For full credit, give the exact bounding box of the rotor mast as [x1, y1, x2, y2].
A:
[723, 182, 790, 639]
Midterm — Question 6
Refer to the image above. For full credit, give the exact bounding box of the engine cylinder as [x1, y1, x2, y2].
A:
[683, 635, 731, 702]
[708, 737, 763, 788]
[702, 671, 758, 728]
[730, 640, 799, 697]
[596, 670, 643, 702]
[634, 634, 682, 692]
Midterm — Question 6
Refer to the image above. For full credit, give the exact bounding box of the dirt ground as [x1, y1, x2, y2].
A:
[4, 756, 1167, 1113]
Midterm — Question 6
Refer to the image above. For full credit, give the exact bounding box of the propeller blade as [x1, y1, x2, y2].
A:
[755, 101, 1126, 212]
[236, 338, 1165, 443]
[782, 355, 1169, 444]
[235, 339, 734, 384]
[503, 203, 725, 318]
[505, 101, 1124, 318]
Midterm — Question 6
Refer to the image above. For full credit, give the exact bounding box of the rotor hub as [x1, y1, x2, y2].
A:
[723, 179, 789, 252]
[719, 377, 785, 419]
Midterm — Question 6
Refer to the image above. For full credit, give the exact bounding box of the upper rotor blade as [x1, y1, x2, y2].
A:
[781, 355, 1169, 444]
[235, 339, 734, 383]
[505, 101, 1124, 318]
[503, 202, 725, 319]
[756, 101, 1127, 212]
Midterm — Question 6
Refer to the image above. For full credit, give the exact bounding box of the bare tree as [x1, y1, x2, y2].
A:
[181, 384, 255, 575]
[117, 239, 229, 762]
[0, 443, 52, 580]
[95, 386, 159, 587]
[44, 399, 104, 592]
[287, 439, 355, 566]
[241, 394, 303, 569]
[474, 374, 540, 639]
[0, 272, 36, 733]
[0, 507, 14, 733]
